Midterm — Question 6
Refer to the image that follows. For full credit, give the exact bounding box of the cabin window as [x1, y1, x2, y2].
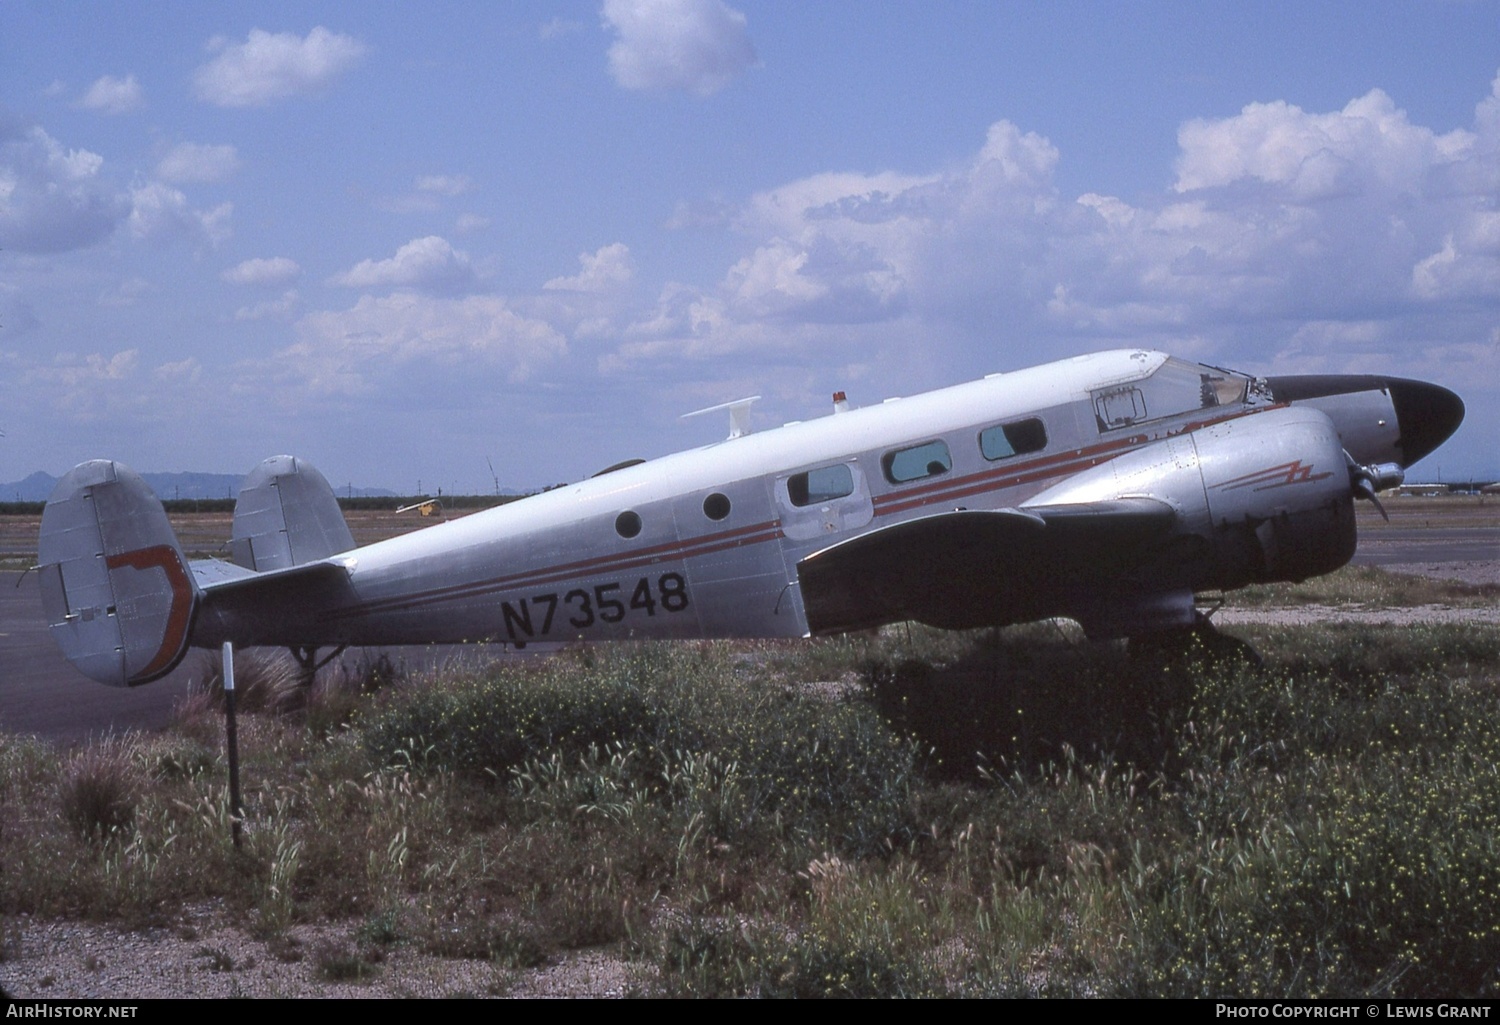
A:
[703, 492, 731, 521]
[615, 510, 642, 538]
[882, 439, 952, 484]
[979, 417, 1047, 461]
[787, 464, 855, 507]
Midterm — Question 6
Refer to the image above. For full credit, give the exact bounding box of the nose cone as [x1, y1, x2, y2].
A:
[1388, 378, 1465, 468]
[1265, 373, 1464, 470]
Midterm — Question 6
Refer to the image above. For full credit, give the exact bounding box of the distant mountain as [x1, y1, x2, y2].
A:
[2, 470, 396, 503]
[3, 471, 70, 503]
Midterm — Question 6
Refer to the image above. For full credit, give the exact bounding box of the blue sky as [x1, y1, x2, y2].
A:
[2, 1, 1497, 493]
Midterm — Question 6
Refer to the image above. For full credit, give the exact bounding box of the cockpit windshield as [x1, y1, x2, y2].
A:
[1091, 358, 1250, 431]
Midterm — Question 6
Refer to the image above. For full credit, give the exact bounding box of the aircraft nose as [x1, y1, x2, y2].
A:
[1388, 378, 1465, 468]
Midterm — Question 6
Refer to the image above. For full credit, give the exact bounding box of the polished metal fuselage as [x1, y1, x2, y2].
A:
[192, 349, 1379, 649]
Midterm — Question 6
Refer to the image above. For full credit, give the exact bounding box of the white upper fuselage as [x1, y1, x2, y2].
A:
[354, 349, 1154, 561]
[305, 349, 1248, 646]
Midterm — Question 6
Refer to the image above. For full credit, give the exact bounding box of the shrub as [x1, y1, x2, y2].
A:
[364, 643, 920, 857]
[863, 628, 1193, 776]
[311, 936, 379, 981]
[58, 736, 142, 841]
[1133, 655, 1500, 998]
[185, 648, 302, 714]
[655, 917, 942, 998]
[362, 647, 664, 775]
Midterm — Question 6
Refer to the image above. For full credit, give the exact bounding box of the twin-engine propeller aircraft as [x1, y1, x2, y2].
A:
[38, 349, 1463, 688]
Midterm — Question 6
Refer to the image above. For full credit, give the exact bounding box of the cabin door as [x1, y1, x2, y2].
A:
[771, 458, 875, 629]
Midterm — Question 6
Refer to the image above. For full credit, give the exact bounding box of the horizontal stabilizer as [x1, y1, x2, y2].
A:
[231, 455, 354, 572]
[192, 558, 356, 649]
[797, 498, 1174, 634]
[188, 558, 259, 588]
[38, 460, 199, 686]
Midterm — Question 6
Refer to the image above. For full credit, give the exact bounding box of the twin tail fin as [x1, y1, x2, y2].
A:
[37, 461, 198, 687]
[38, 455, 351, 687]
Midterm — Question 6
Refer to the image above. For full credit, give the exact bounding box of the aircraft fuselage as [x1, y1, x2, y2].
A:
[38, 348, 1465, 686]
[189, 350, 1449, 647]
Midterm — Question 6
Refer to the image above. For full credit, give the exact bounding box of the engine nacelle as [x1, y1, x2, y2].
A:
[1193, 406, 1356, 587]
[1029, 405, 1356, 596]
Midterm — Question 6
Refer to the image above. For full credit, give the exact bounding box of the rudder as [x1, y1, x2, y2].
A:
[37, 460, 199, 687]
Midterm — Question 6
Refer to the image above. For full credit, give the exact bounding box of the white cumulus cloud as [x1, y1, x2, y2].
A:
[0, 121, 128, 253]
[77, 74, 144, 114]
[603, 0, 756, 96]
[193, 27, 367, 108]
[544, 243, 635, 292]
[288, 293, 567, 394]
[157, 142, 241, 184]
[235, 290, 300, 321]
[415, 174, 475, 197]
[330, 236, 478, 294]
[15, 350, 145, 424]
[128, 182, 232, 247]
[222, 256, 301, 287]
[609, 72, 1500, 386]
[1173, 89, 1472, 198]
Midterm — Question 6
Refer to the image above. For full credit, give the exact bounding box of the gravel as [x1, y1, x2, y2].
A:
[1, 906, 642, 999]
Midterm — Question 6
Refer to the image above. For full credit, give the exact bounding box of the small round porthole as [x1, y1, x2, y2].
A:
[702, 492, 731, 521]
[615, 510, 642, 539]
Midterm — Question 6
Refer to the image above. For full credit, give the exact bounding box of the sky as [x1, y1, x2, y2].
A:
[2, 0, 1497, 494]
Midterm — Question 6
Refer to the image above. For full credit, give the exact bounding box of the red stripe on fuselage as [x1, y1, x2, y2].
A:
[332, 404, 1278, 621]
[872, 432, 1150, 516]
[329, 519, 783, 620]
[870, 404, 1275, 516]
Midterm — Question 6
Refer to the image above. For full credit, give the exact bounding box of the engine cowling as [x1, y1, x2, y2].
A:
[1193, 405, 1356, 587]
[1027, 405, 1356, 595]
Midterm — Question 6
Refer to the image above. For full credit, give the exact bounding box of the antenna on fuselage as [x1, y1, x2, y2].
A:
[681, 395, 761, 440]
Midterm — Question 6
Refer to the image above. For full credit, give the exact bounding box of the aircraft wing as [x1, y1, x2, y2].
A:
[795, 498, 1176, 634]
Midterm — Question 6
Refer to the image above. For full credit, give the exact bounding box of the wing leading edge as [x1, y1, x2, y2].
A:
[795, 498, 1176, 634]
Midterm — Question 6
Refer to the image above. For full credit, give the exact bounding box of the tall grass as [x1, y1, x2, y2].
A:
[1, 621, 1496, 996]
[361, 643, 920, 858]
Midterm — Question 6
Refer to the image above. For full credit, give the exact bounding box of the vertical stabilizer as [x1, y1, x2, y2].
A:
[38, 460, 199, 686]
[230, 456, 355, 571]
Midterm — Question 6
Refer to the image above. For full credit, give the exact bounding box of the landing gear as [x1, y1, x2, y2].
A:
[290, 644, 347, 687]
[1127, 613, 1262, 675]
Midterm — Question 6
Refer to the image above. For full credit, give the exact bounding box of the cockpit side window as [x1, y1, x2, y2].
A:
[882, 439, 952, 484]
[1094, 387, 1147, 430]
[1093, 359, 1250, 432]
[1201, 367, 1249, 407]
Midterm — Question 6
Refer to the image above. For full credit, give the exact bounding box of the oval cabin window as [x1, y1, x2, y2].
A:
[615, 511, 642, 538]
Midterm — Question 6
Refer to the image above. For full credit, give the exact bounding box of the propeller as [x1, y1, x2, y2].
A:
[1345, 451, 1404, 522]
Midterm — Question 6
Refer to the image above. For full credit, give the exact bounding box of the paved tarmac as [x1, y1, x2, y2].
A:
[1, 526, 1495, 742]
[1343, 527, 1499, 565]
[0, 570, 526, 743]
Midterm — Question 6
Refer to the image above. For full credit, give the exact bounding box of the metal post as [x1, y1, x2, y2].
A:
[222, 641, 244, 849]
